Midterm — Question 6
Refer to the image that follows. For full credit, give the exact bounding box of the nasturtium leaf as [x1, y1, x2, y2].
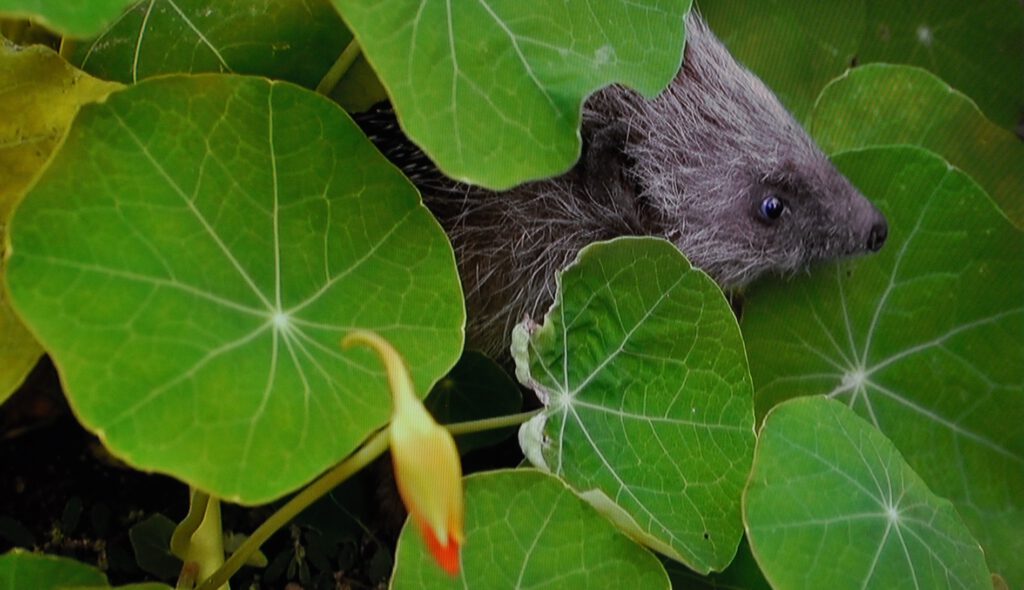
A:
[332, 0, 691, 190]
[64, 0, 349, 89]
[810, 64, 1024, 230]
[699, 1, 864, 124]
[391, 469, 669, 589]
[512, 237, 755, 573]
[424, 351, 522, 454]
[0, 42, 121, 404]
[858, 0, 1024, 132]
[701, 0, 1024, 130]
[128, 514, 179, 581]
[745, 397, 991, 590]
[5, 74, 465, 504]
[0, 0, 135, 37]
[741, 147, 1023, 586]
[0, 550, 107, 590]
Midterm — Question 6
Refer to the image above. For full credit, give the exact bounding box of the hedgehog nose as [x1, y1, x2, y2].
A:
[867, 218, 888, 252]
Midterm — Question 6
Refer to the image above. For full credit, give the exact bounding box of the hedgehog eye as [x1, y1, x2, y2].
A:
[758, 194, 786, 221]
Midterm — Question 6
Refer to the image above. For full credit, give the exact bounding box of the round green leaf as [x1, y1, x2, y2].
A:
[0, 43, 122, 404]
[811, 64, 1024, 229]
[745, 397, 991, 590]
[0, 550, 107, 590]
[512, 237, 755, 573]
[424, 350, 522, 454]
[391, 469, 669, 589]
[0, 0, 135, 37]
[701, 0, 1024, 130]
[741, 147, 1023, 586]
[65, 0, 349, 89]
[5, 74, 464, 504]
[332, 0, 691, 190]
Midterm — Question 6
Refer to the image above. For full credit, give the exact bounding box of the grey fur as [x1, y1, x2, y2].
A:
[361, 12, 887, 359]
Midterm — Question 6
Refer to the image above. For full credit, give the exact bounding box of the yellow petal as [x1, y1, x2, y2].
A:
[391, 413, 464, 543]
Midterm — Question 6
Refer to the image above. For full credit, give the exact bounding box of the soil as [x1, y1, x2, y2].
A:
[1, 358, 187, 584]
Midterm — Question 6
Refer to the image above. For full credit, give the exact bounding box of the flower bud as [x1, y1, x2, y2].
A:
[343, 330, 464, 575]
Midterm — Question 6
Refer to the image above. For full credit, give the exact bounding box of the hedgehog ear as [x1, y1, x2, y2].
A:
[580, 120, 644, 231]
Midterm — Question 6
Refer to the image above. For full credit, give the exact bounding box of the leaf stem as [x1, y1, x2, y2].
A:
[316, 38, 362, 96]
[185, 496, 227, 590]
[444, 410, 541, 436]
[171, 489, 210, 559]
[195, 427, 390, 590]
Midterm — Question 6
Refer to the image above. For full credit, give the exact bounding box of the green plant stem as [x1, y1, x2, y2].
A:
[186, 496, 227, 590]
[445, 410, 541, 436]
[175, 562, 199, 590]
[316, 39, 361, 96]
[196, 427, 391, 590]
[171, 489, 210, 559]
[195, 408, 539, 589]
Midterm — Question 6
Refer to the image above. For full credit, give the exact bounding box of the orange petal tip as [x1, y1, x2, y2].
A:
[421, 524, 461, 576]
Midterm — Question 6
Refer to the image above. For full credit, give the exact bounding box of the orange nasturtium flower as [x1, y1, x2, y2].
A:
[342, 330, 465, 575]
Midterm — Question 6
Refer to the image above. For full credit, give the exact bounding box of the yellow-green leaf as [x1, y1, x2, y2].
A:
[0, 42, 121, 404]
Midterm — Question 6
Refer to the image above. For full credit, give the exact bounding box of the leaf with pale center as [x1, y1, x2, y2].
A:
[746, 397, 991, 590]
[65, 0, 348, 89]
[513, 237, 755, 573]
[332, 0, 691, 190]
[4, 74, 464, 504]
[391, 469, 670, 589]
[0, 43, 122, 404]
[741, 146, 1023, 586]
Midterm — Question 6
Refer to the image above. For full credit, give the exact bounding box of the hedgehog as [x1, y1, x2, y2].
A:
[357, 12, 888, 359]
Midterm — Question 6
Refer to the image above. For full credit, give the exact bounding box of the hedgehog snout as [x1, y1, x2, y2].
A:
[838, 180, 888, 255]
[867, 215, 888, 252]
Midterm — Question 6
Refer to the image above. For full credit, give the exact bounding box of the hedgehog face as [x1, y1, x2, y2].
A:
[611, 11, 888, 289]
[662, 159, 888, 289]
